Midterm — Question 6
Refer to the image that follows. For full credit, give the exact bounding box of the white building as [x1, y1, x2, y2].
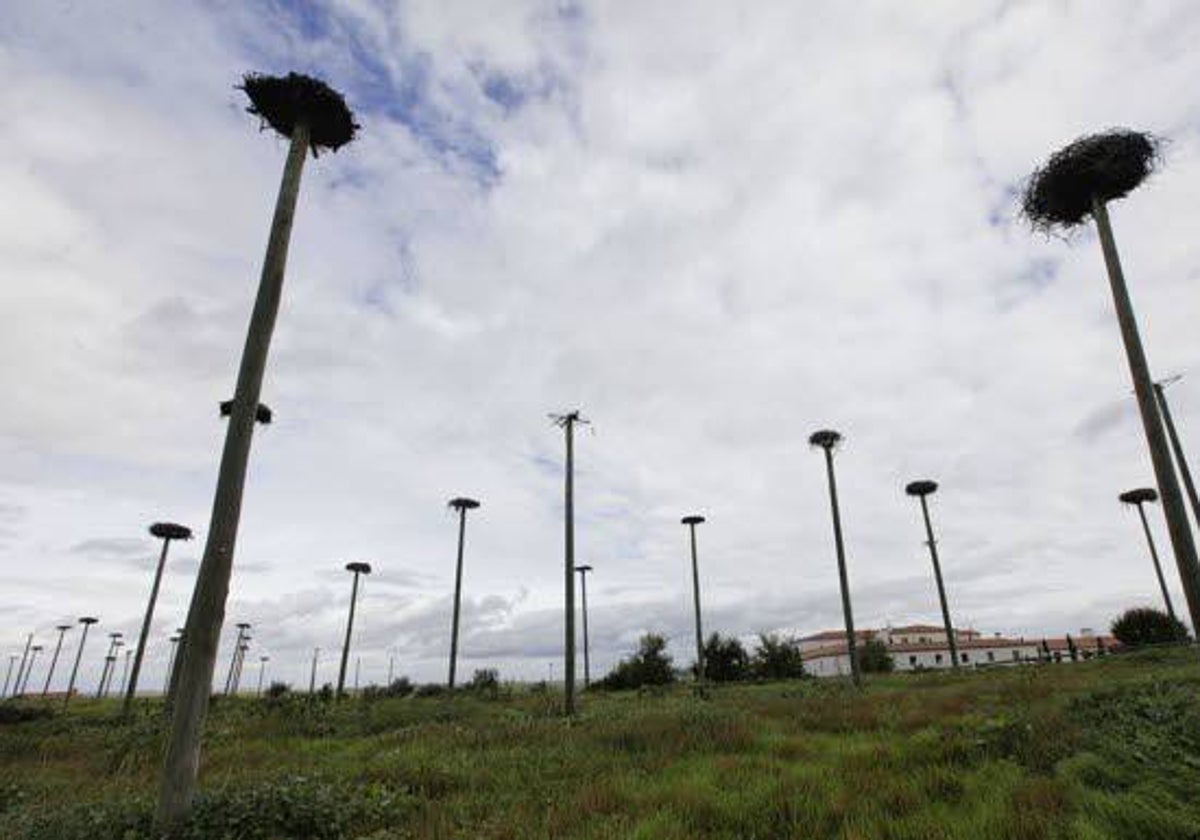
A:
[800, 624, 1114, 678]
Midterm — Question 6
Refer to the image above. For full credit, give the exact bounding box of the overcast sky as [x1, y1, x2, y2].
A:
[4, 1, 1200, 691]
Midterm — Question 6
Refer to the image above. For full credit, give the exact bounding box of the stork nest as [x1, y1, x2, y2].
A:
[681, 515, 706, 525]
[346, 561, 373, 574]
[150, 522, 193, 541]
[219, 400, 273, 425]
[1119, 487, 1158, 505]
[905, 480, 938, 497]
[240, 72, 359, 155]
[808, 429, 842, 449]
[1021, 130, 1161, 230]
[448, 497, 481, 510]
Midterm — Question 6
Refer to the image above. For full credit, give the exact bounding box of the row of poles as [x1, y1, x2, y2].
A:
[4, 72, 1177, 829]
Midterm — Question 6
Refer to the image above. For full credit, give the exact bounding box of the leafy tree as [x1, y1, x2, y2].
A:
[597, 633, 675, 691]
[699, 633, 750, 683]
[857, 638, 893, 673]
[1111, 607, 1189, 647]
[467, 668, 500, 698]
[264, 681, 290, 699]
[751, 633, 805, 680]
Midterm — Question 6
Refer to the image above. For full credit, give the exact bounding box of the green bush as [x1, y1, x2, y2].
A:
[700, 633, 751, 683]
[751, 633, 806, 680]
[597, 633, 675, 691]
[1111, 607, 1189, 647]
[858, 638, 894, 673]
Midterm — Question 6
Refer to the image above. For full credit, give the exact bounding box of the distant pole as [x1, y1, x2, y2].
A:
[1155, 378, 1200, 531]
[575, 565, 593, 687]
[97, 634, 123, 698]
[2, 654, 17, 698]
[64, 617, 98, 707]
[810, 429, 861, 688]
[13, 633, 32, 698]
[232, 641, 250, 694]
[19, 646, 43, 695]
[42, 625, 72, 696]
[387, 651, 394, 686]
[119, 648, 132, 697]
[552, 410, 588, 715]
[106, 642, 124, 697]
[354, 656, 360, 694]
[905, 481, 960, 670]
[124, 522, 192, 716]
[257, 656, 269, 697]
[1120, 488, 1178, 623]
[309, 648, 319, 694]
[223, 624, 250, 695]
[446, 497, 481, 689]
[337, 562, 372, 698]
[164, 635, 181, 696]
[681, 517, 707, 687]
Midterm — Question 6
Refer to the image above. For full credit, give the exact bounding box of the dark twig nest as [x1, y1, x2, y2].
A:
[1021, 130, 1161, 230]
[79, 616, 99, 625]
[448, 497, 481, 511]
[220, 400, 273, 425]
[345, 561, 373, 575]
[681, 515, 706, 525]
[240, 72, 359, 155]
[808, 429, 842, 450]
[150, 522, 193, 541]
[1119, 487, 1158, 505]
[905, 480, 939, 497]
[575, 564, 593, 573]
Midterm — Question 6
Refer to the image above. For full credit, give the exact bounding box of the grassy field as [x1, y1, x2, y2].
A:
[1, 648, 1199, 839]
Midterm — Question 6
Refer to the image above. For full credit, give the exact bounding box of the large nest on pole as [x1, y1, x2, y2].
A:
[448, 497, 481, 511]
[1021, 130, 1161, 231]
[905, 480, 938, 497]
[345, 561, 373, 574]
[1119, 487, 1158, 505]
[808, 429, 842, 450]
[240, 72, 359, 155]
[681, 515, 706, 525]
[150, 522, 193, 541]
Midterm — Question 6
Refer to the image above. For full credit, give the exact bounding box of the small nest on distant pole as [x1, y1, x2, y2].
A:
[808, 429, 842, 450]
[150, 522, 193, 541]
[905, 480, 938, 497]
[1118, 487, 1158, 505]
[1021, 130, 1161, 231]
[240, 72, 359, 155]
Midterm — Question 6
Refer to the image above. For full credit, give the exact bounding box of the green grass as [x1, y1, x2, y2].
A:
[2, 649, 1199, 839]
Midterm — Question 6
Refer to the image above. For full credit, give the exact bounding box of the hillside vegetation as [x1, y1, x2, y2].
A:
[1, 647, 1198, 839]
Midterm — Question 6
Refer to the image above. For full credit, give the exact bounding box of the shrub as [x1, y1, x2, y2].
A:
[1111, 607, 1189, 647]
[0, 703, 54, 725]
[751, 633, 806, 680]
[699, 633, 751, 682]
[414, 683, 447, 698]
[264, 681, 291, 699]
[597, 633, 675, 691]
[467, 668, 500, 698]
[362, 677, 415, 700]
[858, 638, 894, 673]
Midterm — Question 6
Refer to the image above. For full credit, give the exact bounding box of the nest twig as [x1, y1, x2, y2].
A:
[240, 72, 359, 155]
[1021, 130, 1161, 231]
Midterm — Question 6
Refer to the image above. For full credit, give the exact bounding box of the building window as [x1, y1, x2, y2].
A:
[909, 655, 917, 666]
[961, 653, 969, 663]
[987, 651, 995, 662]
[935, 654, 943, 664]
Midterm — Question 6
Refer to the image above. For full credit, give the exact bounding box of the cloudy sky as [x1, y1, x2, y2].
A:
[4, 0, 1200, 691]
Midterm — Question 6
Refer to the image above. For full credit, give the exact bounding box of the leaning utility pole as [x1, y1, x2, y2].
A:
[905, 481, 959, 670]
[64, 617, 98, 707]
[682, 517, 708, 688]
[551, 410, 588, 714]
[42, 624, 72, 697]
[810, 429, 861, 688]
[1120, 488, 1178, 623]
[223, 623, 251, 695]
[124, 522, 192, 716]
[337, 563, 372, 698]
[1022, 130, 1200, 633]
[158, 72, 358, 826]
[1155, 377, 1200, 532]
[446, 497, 481, 689]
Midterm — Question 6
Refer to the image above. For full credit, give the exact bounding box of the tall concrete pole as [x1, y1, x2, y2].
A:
[905, 481, 959, 670]
[164, 635, 181, 696]
[1121, 488, 1177, 623]
[97, 634, 122, 698]
[552, 411, 586, 715]
[257, 656, 269, 697]
[19, 646, 43, 695]
[446, 498, 480, 688]
[337, 563, 371, 698]
[42, 625, 71, 697]
[2, 654, 17, 698]
[64, 617, 97, 707]
[309, 648, 319, 694]
[682, 517, 707, 687]
[575, 565, 593, 687]
[160, 70, 357, 824]
[223, 624, 250, 695]
[1155, 380, 1200, 532]
[12, 633, 32, 698]
[125, 523, 192, 716]
[1093, 198, 1200, 632]
[810, 430, 861, 688]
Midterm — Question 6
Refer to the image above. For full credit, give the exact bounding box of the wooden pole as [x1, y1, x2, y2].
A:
[917, 494, 959, 670]
[64, 618, 96, 708]
[448, 506, 467, 689]
[823, 447, 861, 688]
[563, 416, 577, 714]
[1092, 197, 1200, 633]
[1155, 382, 1200, 532]
[1135, 500, 1178, 622]
[158, 120, 311, 825]
[124, 537, 173, 715]
[337, 570, 362, 698]
[42, 625, 70, 696]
